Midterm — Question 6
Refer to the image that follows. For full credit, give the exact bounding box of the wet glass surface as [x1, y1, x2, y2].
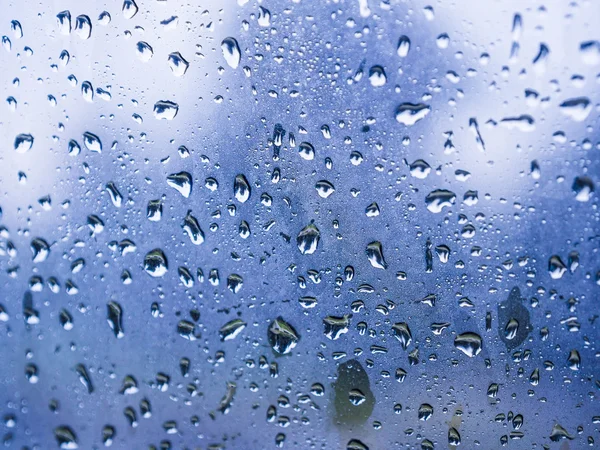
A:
[0, 0, 599, 448]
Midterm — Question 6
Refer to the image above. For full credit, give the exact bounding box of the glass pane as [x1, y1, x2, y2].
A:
[1, 0, 598, 448]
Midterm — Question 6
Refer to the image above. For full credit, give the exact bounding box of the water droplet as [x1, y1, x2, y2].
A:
[348, 389, 366, 406]
[315, 180, 335, 198]
[83, 132, 102, 153]
[221, 37, 241, 69]
[233, 174, 251, 203]
[153, 100, 179, 120]
[366, 241, 387, 269]
[10, 20, 23, 39]
[14, 133, 33, 153]
[454, 332, 482, 357]
[580, 40, 600, 65]
[166, 171, 192, 198]
[107, 301, 124, 338]
[74, 15, 92, 40]
[395, 103, 431, 126]
[31, 238, 50, 263]
[182, 211, 205, 245]
[298, 142, 315, 160]
[219, 319, 246, 341]
[268, 317, 300, 354]
[559, 97, 591, 122]
[258, 6, 271, 26]
[548, 255, 567, 279]
[368, 65, 386, 87]
[122, 0, 139, 19]
[436, 33, 450, 49]
[136, 41, 153, 62]
[98, 11, 111, 26]
[409, 159, 431, 179]
[297, 223, 320, 255]
[392, 322, 412, 350]
[54, 426, 78, 449]
[56, 11, 72, 35]
[144, 249, 168, 278]
[168, 52, 189, 76]
[323, 315, 350, 340]
[397, 35, 410, 57]
[425, 189, 456, 213]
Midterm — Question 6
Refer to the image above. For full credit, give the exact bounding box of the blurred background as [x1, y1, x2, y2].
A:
[0, 0, 598, 448]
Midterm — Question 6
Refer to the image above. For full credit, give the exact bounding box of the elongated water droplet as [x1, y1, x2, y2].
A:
[233, 174, 251, 203]
[56, 11, 72, 35]
[182, 210, 205, 245]
[83, 132, 102, 153]
[54, 426, 78, 449]
[219, 319, 247, 341]
[397, 35, 410, 57]
[153, 100, 179, 120]
[74, 15, 92, 39]
[166, 171, 192, 198]
[221, 37, 241, 69]
[122, 0, 139, 19]
[31, 238, 50, 263]
[395, 103, 430, 126]
[168, 51, 189, 76]
[297, 223, 320, 255]
[366, 241, 387, 269]
[107, 301, 124, 338]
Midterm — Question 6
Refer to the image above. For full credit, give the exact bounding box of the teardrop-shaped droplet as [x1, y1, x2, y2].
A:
[297, 223, 320, 255]
[397, 35, 411, 57]
[74, 15, 92, 40]
[83, 132, 102, 153]
[56, 11, 72, 35]
[182, 210, 205, 245]
[233, 174, 251, 203]
[221, 37, 241, 69]
[31, 238, 50, 263]
[122, 0, 139, 19]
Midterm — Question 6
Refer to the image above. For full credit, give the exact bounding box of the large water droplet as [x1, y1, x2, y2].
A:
[153, 100, 179, 120]
[74, 15, 92, 39]
[425, 189, 456, 213]
[268, 317, 300, 354]
[166, 172, 192, 198]
[233, 174, 251, 203]
[168, 52, 189, 76]
[297, 223, 320, 255]
[454, 332, 482, 357]
[144, 249, 168, 278]
[122, 0, 139, 19]
[221, 37, 241, 69]
[14, 133, 33, 153]
[395, 103, 430, 126]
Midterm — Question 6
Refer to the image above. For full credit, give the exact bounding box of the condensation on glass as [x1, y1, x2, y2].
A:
[0, 0, 599, 449]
